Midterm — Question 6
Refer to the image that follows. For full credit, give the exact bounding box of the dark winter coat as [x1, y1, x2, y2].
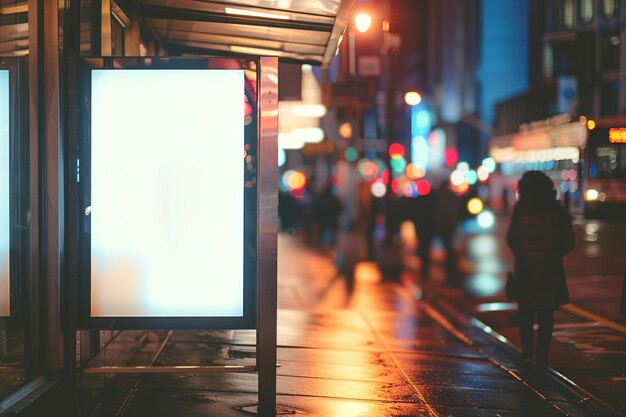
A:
[506, 202, 575, 309]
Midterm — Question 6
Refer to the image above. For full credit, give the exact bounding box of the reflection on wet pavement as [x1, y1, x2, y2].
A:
[77, 234, 614, 417]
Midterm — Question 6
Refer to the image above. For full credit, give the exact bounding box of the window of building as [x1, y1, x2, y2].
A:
[603, 0, 617, 16]
[564, 0, 575, 28]
[579, 0, 593, 22]
[601, 81, 620, 115]
[602, 32, 620, 70]
[543, 43, 554, 79]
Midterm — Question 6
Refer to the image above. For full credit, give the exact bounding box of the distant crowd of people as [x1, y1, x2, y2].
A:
[278, 178, 464, 287]
[279, 170, 579, 376]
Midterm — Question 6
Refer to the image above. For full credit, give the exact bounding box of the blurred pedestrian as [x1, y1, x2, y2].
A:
[312, 182, 342, 256]
[434, 180, 461, 285]
[411, 191, 435, 281]
[379, 193, 407, 281]
[506, 171, 575, 375]
[278, 190, 299, 233]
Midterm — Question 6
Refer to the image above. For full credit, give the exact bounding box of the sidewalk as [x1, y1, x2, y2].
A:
[78, 234, 619, 417]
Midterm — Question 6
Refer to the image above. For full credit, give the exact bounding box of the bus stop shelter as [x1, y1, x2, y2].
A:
[0, 1, 354, 417]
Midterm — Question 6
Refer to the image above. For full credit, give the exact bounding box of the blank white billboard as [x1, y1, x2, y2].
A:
[0, 70, 8, 316]
[90, 69, 245, 317]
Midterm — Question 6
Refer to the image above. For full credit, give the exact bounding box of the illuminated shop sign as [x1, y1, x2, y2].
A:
[90, 69, 245, 319]
[0, 70, 8, 316]
[608, 127, 626, 144]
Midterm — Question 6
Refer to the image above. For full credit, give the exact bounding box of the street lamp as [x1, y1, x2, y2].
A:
[348, 12, 372, 75]
[404, 91, 422, 106]
[354, 13, 372, 33]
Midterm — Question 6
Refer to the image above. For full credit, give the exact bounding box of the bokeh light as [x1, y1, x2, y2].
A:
[444, 147, 458, 167]
[391, 179, 400, 194]
[388, 143, 405, 158]
[411, 135, 429, 171]
[390, 156, 407, 173]
[477, 210, 495, 229]
[450, 169, 465, 186]
[404, 91, 422, 106]
[371, 181, 387, 198]
[481, 157, 496, 173]
[403, 182, 417, 198]
[414, 110, 431, 131]
[466, 169, 478, 185]
[416, 179, 431, 195]
[357, 159, 378, 180]
[381, 169, 390, 185]
[467, 197, 484, 215]
[405, 163, 426, 180]
[278, 148, 286, 167]
[354, 12, 372, 32]
[339, 122, 353, 139]
[283, 170, 306, 191]
[587, 119, 596, 130]
[344, 146, 358, 162]
[477, 166, 490, 182]
[457, 162, 469, 173]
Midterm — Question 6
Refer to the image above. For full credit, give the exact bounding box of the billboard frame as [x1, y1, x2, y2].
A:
[69, 56, 266, 331]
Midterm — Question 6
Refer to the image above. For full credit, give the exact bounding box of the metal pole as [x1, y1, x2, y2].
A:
[257, 57, 279, 417]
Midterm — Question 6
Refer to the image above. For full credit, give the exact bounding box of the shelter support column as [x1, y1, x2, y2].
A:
[257, 57, 279, 417]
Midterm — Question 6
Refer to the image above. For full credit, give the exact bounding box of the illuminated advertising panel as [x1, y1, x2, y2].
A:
[90, 69, 245, 319]
[0, 70, 8, 316]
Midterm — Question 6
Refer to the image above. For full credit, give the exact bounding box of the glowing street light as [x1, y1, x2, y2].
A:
[404, 91, 422, 106]
[354, 13, 372, 33]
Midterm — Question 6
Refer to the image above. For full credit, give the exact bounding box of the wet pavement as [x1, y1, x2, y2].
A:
[78, 233, 621, 417]
[448, 214, 626, 414]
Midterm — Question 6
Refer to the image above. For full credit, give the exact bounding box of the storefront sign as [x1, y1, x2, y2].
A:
[609, 127, 626, 144]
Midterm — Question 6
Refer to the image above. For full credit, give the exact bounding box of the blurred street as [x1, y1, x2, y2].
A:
[76, 222, 625, 417]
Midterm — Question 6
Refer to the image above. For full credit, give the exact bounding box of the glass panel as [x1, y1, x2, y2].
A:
[0, 0, 29, 399]
[149, 19, 330, 46]
[140, 0, 340, 18]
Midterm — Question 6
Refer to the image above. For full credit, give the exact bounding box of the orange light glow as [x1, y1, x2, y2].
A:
[338, 122, 353, 139]
[354, 13, 372, 33]
[453, 182, 470, 195]
[405, 163, 426, 180]
[587, 119, 596, 130]
[287, 171, 306, 190]
[467, 198, 484, 215]
[609, 127, 626, 143]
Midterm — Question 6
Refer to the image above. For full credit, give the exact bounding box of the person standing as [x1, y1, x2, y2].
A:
[312, 182, 343, 256]
[506, 171, 575, 375]
[433, 180, 461, 286]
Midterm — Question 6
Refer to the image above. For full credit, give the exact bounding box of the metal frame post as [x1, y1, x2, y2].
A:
[257, 56, 278, 417]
